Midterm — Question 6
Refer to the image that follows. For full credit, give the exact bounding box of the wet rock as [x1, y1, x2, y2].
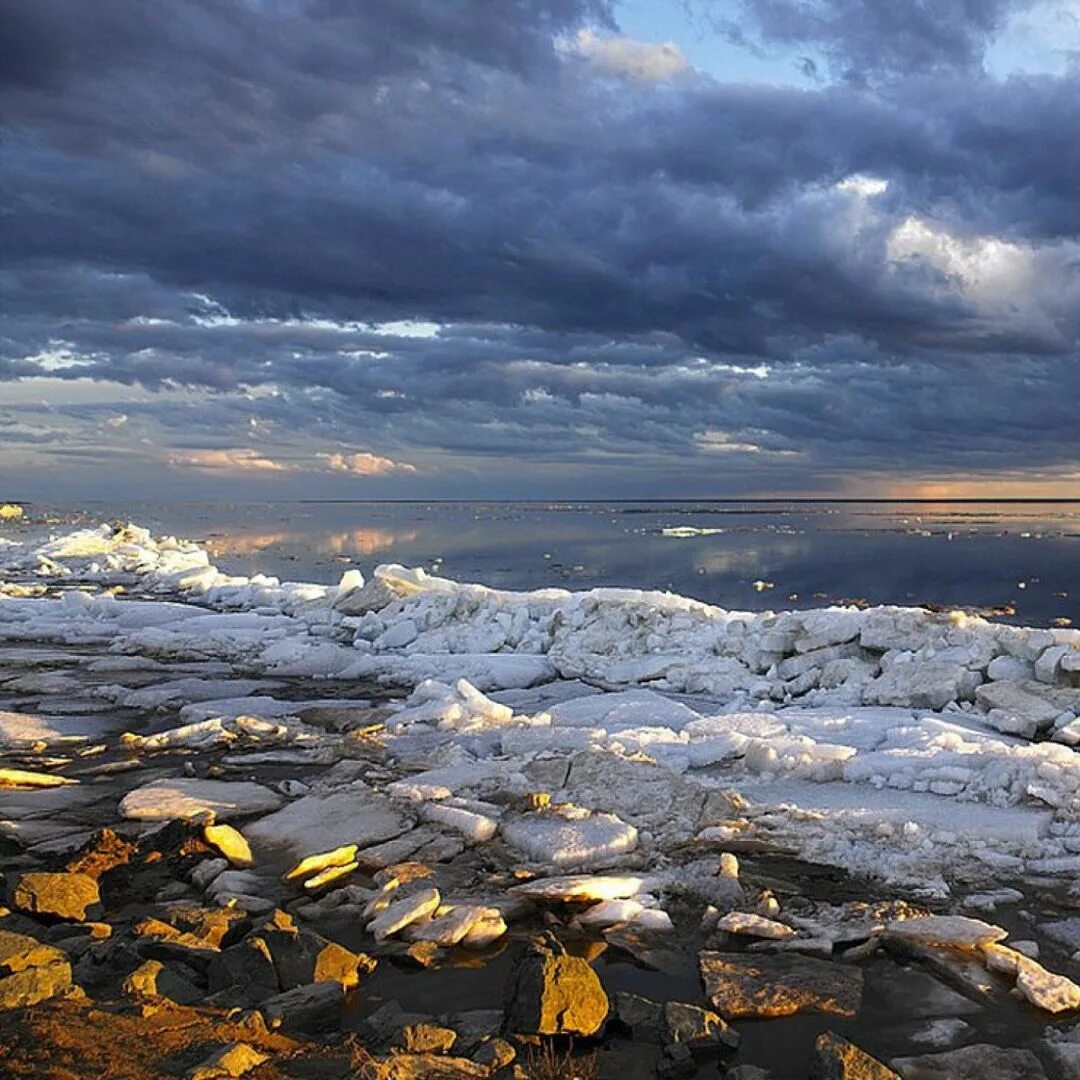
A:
[726, 1068, 771, 1080]
[699, 952, 863, 1020]
[604, 925, 684, 973]
[400, 940, 442, 968]
[880, 939, 998, 1001]
[873, 968, 982, 1020]
[811, 1032, 899, 1079]
[613, 991, 664, 1037]
[904, 1018, 973, 1049]
[261, 980, 343, 1032]
[504, 935, 609, 1036]
[890, 1044, 1048, 1079]
[613, 993, 736, 1054]
[122, 958, 202, 1004]
[9, 871, 101, 922]
[188, 1042, 269, 1079]
[657, 1043, 696, 1079]
[663, 1000, 738, 1054]
[0, 929, 72, 1009]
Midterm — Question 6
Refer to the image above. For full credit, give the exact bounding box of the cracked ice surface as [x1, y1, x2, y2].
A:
[9, 522, 1080, 891]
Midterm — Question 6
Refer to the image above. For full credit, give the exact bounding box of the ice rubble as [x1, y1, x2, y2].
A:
[11, 521, 1080, 888]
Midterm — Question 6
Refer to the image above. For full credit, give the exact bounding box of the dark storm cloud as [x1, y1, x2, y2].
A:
[2, 0, 1080, 492]
[719, 0, 1028, 81]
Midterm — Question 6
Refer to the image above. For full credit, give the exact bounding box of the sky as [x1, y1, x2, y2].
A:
[4, 1, 1080, 500]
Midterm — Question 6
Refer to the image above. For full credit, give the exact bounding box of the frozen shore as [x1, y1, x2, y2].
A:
[4, 521, 1080, 891]
[5, 521, 1080, 1075]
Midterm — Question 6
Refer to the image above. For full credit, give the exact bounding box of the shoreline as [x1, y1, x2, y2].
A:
[2, 521, 1080, 1076]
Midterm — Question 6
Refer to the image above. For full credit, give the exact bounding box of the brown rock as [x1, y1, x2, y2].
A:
[811, 1032, 899, 1079]
[66, 828, 137, 881]
[122, 959, 202, 1005]
[663, 1000, 738, 1053]
[188, 1041, 269, 1079]
[382, 1053, 487, 1079]
[392, 1022, 458, 1054]
[699, 952, 863, 1020]
[10, 872, 101, 922]
[504, 935, 609, 1037]
[0, 930, 72, 1009]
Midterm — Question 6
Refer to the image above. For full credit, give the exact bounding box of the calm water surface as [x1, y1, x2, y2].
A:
[15, 500, 1080, 628]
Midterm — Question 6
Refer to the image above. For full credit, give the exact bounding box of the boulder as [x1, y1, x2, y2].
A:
[890, 1044, 1047, 1079]
[122, 958, 201, 1005]
[699, 952, 863, 1020]
[391, 1022, 458, 1054]
[663, 1000, 738, 1053]
[811, 1032, 899, 1079]
[381, 1054, 487, 1079]
[9, 872, 101, 922]
[0, 930, 72, 1009]
[208, 910, 370, 1000]
[262, 981, 343, 1033]
[188, 1042, 268, 1080]
[504, 935, 609, 1036]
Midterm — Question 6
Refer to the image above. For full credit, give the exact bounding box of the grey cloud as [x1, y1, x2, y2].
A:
[2, 0, 1080, 495]
[719, 0, 1029, 81]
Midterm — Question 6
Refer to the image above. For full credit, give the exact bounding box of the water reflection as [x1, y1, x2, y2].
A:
[22, 500, 1080, 628]
[206, 526, 418, 559]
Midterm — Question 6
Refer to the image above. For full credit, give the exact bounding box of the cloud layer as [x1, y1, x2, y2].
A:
[2, 0, 1079, 497]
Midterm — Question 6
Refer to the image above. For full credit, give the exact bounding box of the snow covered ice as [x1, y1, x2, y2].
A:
[9, 520, 1080, 895]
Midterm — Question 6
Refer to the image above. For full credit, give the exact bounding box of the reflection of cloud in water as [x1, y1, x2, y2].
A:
[208, 527, 418, 558]
[207, 532, 287, 556]
[323, 528, 418, 555]
[693, 539, 810, 577]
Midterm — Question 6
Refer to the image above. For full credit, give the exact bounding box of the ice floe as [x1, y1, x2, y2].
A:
[11, 521, 1080, 890]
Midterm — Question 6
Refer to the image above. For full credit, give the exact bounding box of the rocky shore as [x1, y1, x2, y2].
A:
[5, 521, 1080, 1076]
